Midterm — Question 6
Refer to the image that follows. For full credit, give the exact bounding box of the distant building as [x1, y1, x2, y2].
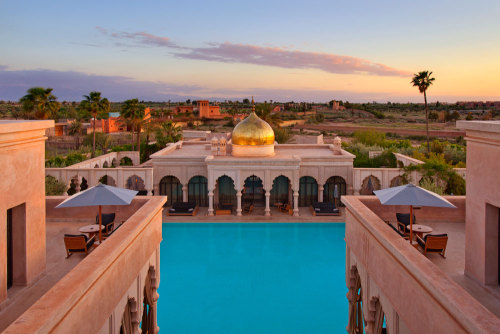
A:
[90, 108, 151, 134]
[197, 100, 222, 119]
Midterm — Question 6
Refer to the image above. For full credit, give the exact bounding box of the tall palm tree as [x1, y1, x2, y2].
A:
[411, 71, 435, 154]
[80, 92, 110, 157]
[67, 120, 82, 149]
[19, 87, 60, 119]
[121, 99, 145, 155]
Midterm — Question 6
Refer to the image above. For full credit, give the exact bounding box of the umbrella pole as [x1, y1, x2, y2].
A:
[98, 205, 102, 244]
[409, 205, 413, 245]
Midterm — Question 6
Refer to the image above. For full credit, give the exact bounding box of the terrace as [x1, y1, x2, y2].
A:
[1, 196, 166, 333]
[343, 195, 500, 333]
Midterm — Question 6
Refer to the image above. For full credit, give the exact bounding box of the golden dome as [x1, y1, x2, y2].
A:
[232, 112, 275, 146]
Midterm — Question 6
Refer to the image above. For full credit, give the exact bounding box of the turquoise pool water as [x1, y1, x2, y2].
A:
[158, 223, 347, 333]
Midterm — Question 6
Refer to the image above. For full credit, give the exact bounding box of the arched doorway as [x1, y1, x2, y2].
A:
[99, 175, 116, 186]
[360, 175, 381, 195]
[270, 175, 290, 206]
[103, 161, 109, 168]
[299, 176, 318, 207]
[390, 175, 405, 187]
[324, 176, 347, 207]
[160, 176, 182, 206]
[216, 175, 236, 206]
[242, 175, 264, 206]
[120, 156, 133, 166]
[188, 176, 208, 207]
[127, 175, 145, 191]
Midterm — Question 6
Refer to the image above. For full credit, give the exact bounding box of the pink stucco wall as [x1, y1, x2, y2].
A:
[4, 196, 166, 333]
[343, 196, 500, 333]
[0, 120, 53, 303]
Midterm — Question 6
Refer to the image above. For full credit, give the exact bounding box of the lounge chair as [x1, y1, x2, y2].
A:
[103, 222, 123, 239]
[243, 204, 254, 214]
[311, 202, 340, 216]
[64, 234, 95, 258]
[396, 213, 416, 233]
[280, 203, 292, 214]
[216, 204, 232, 215]
[417, 234, 448, 258]
[167, 202, 199, 216]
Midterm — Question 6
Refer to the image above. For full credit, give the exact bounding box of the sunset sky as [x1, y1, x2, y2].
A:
[1, 0, 499, 102]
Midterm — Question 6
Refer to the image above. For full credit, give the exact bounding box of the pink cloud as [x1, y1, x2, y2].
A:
[175, 42, 410, 77]
[96, 28, 410, 77]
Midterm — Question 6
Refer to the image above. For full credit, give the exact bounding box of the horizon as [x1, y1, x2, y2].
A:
[1, 0, 499, 103]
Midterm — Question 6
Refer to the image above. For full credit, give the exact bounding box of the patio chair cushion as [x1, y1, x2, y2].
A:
[396, 213, 416, 226]
[96, 213, 115, 226]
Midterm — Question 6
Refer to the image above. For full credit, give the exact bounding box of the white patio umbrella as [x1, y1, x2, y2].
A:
[373, 184, 456, 245]
[56, 183, 138, 243]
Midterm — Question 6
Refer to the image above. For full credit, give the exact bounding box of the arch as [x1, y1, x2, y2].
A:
[126, 175, 146, 191]
[159, 176, 182, 206]
[323, 176, 346, 207]
[360, 175, 381, 195]
[188, 175, 208, 207]
[80, 177, 88, 191]
[141, 266, 159, 333]
[390, 175, 405, 187]
[346, 266, 364, 334]
[120, 156, 133, 166]
[103, 161, 109, 168]
[94, 163, 100, 168]
[111, 158, 118, 167]
[216, 175, 236, 206]
[120, 297, 140, 334]
[365, 297, 387, 334]
[242, 175, 264, 206]
[98, 175, 116, 186]
[299, 176, 318, 207]
[270, 175, 290, 206]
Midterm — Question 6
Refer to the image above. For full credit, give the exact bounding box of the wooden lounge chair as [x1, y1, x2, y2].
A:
[417, 234, 448, 258]
[216, 204, 232, 215]
[243, 204, 254, 214]
[96, 213, 115, 227]
[311, 202, 340, 216]
[280, 203, 292, 215]
[167, 201, 199, 216]
[64, 234, 95, 258]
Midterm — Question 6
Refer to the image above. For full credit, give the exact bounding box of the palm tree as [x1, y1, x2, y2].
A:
[67, 120, 82, 149]
[19, 87, 60, 119]
[411, 71, 435, 154]
[255, 102, 281, 127]
[155, 120, 183, 147]
[79, 92, 110, 157]
[121, 99, 145, 155]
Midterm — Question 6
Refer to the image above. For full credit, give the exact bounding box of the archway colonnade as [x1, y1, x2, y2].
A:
[155, 171, 350, 217]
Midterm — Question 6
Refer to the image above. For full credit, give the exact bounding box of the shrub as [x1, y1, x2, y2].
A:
[274, 126, 292, 143]
[45, 175, 67, 195]
[353, 130, 385, 146]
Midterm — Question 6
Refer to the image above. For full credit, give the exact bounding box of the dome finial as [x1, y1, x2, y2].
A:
[251, 96, 255, 113]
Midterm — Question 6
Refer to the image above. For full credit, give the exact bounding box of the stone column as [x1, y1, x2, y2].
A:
[236, 191, 242, 216]
[208, 190, 214, 216]
[318, 185, 324, 202]
[182, 184, 188, 202]
[153, 184, 160, 196]
[293, 190, 299, 216]
[265, 190, 271, 216]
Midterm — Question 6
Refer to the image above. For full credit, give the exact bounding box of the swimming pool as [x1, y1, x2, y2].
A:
[158, 223, 347, 333]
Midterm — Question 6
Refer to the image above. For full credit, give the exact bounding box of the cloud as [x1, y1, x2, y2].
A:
[174, 42, 411, 77]
[96, 28, 410, 77]
[0, 68, 201, 101]
[0, 67, 411, 102]
[96, 26, 182, 49]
